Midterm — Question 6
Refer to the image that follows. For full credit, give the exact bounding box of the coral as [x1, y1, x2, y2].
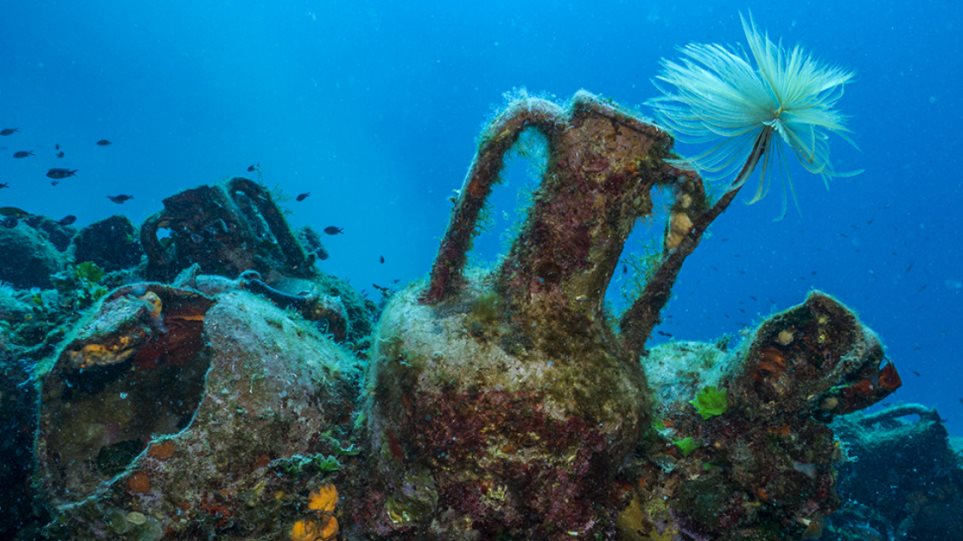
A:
[308, 484, 339, 513]
[290, 517, 339, 541]
[673, 436, 699, 457]
[73, 261, 105, 284]
[689, 385, 728, 420]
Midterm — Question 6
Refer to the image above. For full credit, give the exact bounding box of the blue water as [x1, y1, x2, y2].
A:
[2, 1, 960, 432]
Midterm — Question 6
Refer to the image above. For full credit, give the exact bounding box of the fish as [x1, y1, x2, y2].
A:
[50, 180, 60, 186]
[323, 226, 344, 235]
[95, 139, 112, 146]
[379, 255, 385, 264]
[55, 143, 60, 150]
[0, 128, 17, 136]
[12, 150, 34, 158]
[56, 151, 64, 158]
[296, 192, 311, 202]
[372, 283, 391, 296]
[912, 370, 921, 377]
[57, 215, 77, 226]
[247, 163, 259, 172]
[656, 330, 673, 338]
[107, 194, 134, 204]
[46, 168, 77, 179]
[0, 206, 30, 218]
[0, 182, 8, 189]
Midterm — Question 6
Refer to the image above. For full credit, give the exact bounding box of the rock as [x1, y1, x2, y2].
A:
[72, 215, 142, 272]
[0, 222, 64, 288]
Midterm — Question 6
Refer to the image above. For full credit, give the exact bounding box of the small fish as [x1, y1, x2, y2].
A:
[323, 226, 344, 235]
[912, 370, 921, 377]
[50, 180, 60, 186]
[46, 168, 77, 179]
[0, 182, 8, 189]
[12, 150, 34, 158]
[56, 151, 64, 158]
[57, 215, 77, 226]
[656, 330, 673, 338]
[95, 139, 112, 146]
[107, 194, 134, 204]
[0, 128, 17, 136]
[55, 143, 60, 150]
[296, 192, 311, 202]
[247, 163, 259, 172]
[379, 255, 385, 264]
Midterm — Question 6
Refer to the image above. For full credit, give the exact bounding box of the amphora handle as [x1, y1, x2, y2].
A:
[422, 98, 565, 304]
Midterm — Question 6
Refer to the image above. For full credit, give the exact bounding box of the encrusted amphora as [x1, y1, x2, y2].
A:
[140, 177, 315, 282]
[366, 92, 698, 537]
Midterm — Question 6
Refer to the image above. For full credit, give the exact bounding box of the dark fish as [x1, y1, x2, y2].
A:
[95, 139, 112, 146]
[247, 163, 259, 172]
[296, 192, 311, 202]
[12, 150, 34, 158]
[1, 217, 17, 228]
[55, 143, 60, 150]
[46, 168, 77, 179]
[912, 370, 921, 377]
[56, 151, 64, 158]
[50, 180, 60, 186]
[0, 206, 30, 218]
[57, 215, 77, 226]
[656, 330, 673, 337]
[0, 128, 17, 136]
[323, 226, 344, 235]
[107, 194, 133, 204]
[0, 182, 8, 189]
[379, 255, 385, 264]
[372, 283, 391, 295]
